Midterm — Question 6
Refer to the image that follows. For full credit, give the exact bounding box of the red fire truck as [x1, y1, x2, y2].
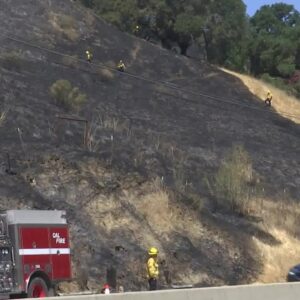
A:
[0, 210, 71, 298]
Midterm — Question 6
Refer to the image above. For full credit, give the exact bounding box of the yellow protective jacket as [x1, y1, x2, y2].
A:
[147, 257, 159, 279]
[86, 52, 93, 61]
[133, 25, 140, 34]
[117, 62, 125, 70]
[267, 93, 272, 100]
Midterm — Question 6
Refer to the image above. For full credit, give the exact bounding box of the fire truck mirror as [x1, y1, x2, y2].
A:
[57, 250, 60, 255]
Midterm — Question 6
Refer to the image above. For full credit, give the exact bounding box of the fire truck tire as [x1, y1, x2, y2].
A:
[27, 277, 50, 298]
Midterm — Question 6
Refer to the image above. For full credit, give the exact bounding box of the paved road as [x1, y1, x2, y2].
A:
[30, 282, 300, 300]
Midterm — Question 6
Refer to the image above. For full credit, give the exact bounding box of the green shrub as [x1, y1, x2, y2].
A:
[260, 73, 300, 99]
[260, 73, 292, 94]
[0, 52, 23, 71]
[50, 79, 87, 111]
[209, 145, 255, 215]
[293, 82, 300, 99]
[276, 59, 295, 78]
[58, 15, 76, 30]
[50, 12, 79, 41]
[80, 0, 94, 8]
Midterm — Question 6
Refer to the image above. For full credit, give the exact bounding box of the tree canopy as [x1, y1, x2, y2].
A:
[249, 3, 300, 77]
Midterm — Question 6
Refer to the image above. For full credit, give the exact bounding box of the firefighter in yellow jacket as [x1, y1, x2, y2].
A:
[265, 90, 272, 106]
[117, 60, 126, 72]
[147, 247, 159, 290]
[85, 50, 93, 63]
[133, 25, 141, 36]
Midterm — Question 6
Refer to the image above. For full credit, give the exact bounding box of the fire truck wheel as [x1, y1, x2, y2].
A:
[27, 277, 50, 298]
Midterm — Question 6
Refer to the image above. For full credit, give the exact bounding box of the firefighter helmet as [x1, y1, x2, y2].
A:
[148, 247, 158, 255]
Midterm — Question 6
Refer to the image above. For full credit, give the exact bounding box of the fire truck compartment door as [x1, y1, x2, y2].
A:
[19, 227, 52, 278]
[49, 227, 71, 279]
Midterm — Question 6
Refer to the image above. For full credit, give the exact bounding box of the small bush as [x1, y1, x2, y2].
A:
[49, 13, 79, 41]
[97, 68, 115, 82]
[50, 79, 87, 111]
[209, 145, 255, 215]
[58, 15, 79, 41]
[293, 82, 300, 99]
[58, 15, 76, 30]
[62, 55, 79, 68]
[261, 73, 297, 97]
[0, 52, 23, 71]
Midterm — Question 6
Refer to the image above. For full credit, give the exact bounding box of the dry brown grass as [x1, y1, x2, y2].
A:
[221, 68, 300, 125]
[86, 177, 173, 233]
[207, 144, 257, 215]
[137, 191, 173, 232]
[261, 198, 300, 239]
[97, 115, 128, 132]
[85, 114, 131, 152]
[0, 108, 9, 127]
[254, 228, 300, 283]
[251, 197, 300, 283]
[84, 181, 174, 245]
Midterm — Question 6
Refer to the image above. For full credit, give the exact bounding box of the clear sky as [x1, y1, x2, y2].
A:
[243, 0, 300, 16]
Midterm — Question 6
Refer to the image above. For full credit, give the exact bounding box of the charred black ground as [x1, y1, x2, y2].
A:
[0, 0, 299, 292]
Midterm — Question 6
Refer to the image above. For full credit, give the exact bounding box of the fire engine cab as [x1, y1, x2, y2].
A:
[0, 210, 71, 298]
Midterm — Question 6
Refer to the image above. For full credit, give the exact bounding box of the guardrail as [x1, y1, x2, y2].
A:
[29, 282, 300, 300]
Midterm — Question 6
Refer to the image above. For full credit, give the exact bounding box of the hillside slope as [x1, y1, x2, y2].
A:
[0, 0, 300, 291]
[222, 68, 300, 125]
